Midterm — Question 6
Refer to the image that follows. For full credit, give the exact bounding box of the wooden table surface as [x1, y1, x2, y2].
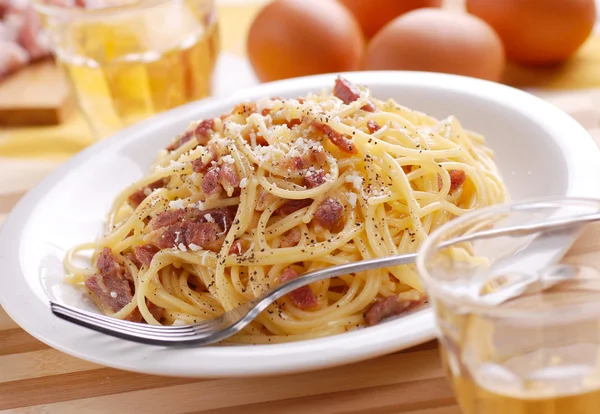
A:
[3, 1, 600, 413]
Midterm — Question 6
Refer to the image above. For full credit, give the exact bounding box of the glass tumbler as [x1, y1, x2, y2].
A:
[35, 0, 219, 138]
[417, 197, 600, 414]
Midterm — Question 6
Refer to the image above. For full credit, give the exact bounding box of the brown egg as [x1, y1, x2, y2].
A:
[467, 0, 596, 65]
[247, 0, 364, 82]
[338, 0, 443, 39]
[365, 9, 505, 82]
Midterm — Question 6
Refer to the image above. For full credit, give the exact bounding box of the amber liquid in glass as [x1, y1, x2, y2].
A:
[441, 342, 600, 414]
[54, 2, 219, 137]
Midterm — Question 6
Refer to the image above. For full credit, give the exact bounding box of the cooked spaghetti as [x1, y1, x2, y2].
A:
[65, 77, 507, 343]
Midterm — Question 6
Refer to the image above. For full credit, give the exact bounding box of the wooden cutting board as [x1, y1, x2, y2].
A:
[0, 59, 74, 126]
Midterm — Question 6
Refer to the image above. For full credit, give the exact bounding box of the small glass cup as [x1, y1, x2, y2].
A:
[34, 0, 219, 138]
[417, 197, 600, 414]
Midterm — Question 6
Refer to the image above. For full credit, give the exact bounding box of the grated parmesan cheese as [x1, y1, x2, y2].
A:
[222, 155, 235, 164]
[345, 172, 363, 191]
[256, 97, 274, 112]
[110, 291, 117, 298]
[172, 319, 187, 326]
[204, 213, 215, 223]
[169, 199, 185, 209]
[178, 243, 187, 251]
[346, 192, 358, 208]
[188, 243, 201, 251]
[174, 231, 181, 244]
[240, 177, 248, 188]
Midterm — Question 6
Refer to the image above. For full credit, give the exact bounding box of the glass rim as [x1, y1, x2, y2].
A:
[416, 195, 600, 318]
[33, 0, 209, 17]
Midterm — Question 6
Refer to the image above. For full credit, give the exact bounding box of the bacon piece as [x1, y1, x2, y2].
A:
[218, 164, 240, 193]
[192, 142, 219, 173]
[334, 77, 361, 104]
[304, 170, 326, 189]
[297, 98, 305, 104]
[149, 221, 225, 252]
[280, 227, 301, 248]
[449, 170, 467, 192]
[277, 199, 313, 215]
[314, 197, 344, 229]
[365, 296, 425, 326]
[85, 248, 135, 317]
[229, 238, 252, 255]
[312, 122, 357, 154]
[150, 207, 236, 232]
[367, 120, 380, 134]
[256, 189, 279, 211]
[166, 129, 193, 152]
[402, 165, 412, 175]
[280, 268, 318, 309]
[127, 178, 168, 208]
[194, 119, 215, 145]
[438, 170, 467, 192]
[133, 244, 159, 267]
[333, 77, 376, 112]
[127, 300, 165, 323]
[201, 166, 222, 196]
[287, 118, 302, 128]
[185, 222, 224, 252]
[309, 147, 328, 165]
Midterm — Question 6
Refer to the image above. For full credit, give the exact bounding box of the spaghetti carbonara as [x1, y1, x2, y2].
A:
[65, 77, 507, 343]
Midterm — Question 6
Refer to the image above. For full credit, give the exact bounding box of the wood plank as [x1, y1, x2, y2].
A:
[0, 329, 48, 357]
[192, 377, 455, 414]
[0, 368, 205, 410]
[0, 60, 74, 126]
[7, 351, 444, 412]
[0, 349, 100, 384]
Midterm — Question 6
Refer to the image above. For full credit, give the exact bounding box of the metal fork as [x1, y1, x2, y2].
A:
[50, 211, 600, 346]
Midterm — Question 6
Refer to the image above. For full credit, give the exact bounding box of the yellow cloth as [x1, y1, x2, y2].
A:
[0, 4, 599, 162]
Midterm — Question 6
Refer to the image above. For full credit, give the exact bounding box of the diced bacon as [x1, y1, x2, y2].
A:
[304, 170, 326, 189]
[85, 248, 135, 317]
[126, 300, 165, 323]
[201, 166, 222, 196]
[449, 170, 467, 192]
[280, 267, 318, 309]
[133, 244, 159, 267]
[312, 121, 357, 154]
[150, 206, 236, 232]
[194, 119, 215, 146]
[261, 108, 270, 116]
[287, 118, 302, 128]
[367, 120, 380, 133]
[314, 197, 344, 229]
[297, 97, 305, 104]
[149, 221, 225, 252]
[166, 129, 194, 152]
[333, 76, 376, 112]
[438, 170, 467, 192]
[365, 295, 425, 326]
[309, 147, 328, 165]
[280, 227, 301, 248]
[185, 222, 224, 252]
[402, 165, 412, 175]
[277, 199, 313, 215]
[218, 164, 240, 191]
[334, 77, 361, 104]
[127, 178, 168, 208]
[361, 101, 377, 112]
[256, 189, 279, 211]
[229, 238, 251, 255]
[192, 142, 219, 173]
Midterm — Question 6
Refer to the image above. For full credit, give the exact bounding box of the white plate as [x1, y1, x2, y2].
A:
[2, 71, 600, 378]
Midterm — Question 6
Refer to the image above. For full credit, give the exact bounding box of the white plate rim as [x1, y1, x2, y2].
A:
[2, 71, 600, 378]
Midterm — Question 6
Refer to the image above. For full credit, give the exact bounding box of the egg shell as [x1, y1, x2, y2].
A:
[365, 8, 506, 82]
[338, 0, 442, 39]
[247, 0, 364, 82]
[467, 0, 596, 65]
